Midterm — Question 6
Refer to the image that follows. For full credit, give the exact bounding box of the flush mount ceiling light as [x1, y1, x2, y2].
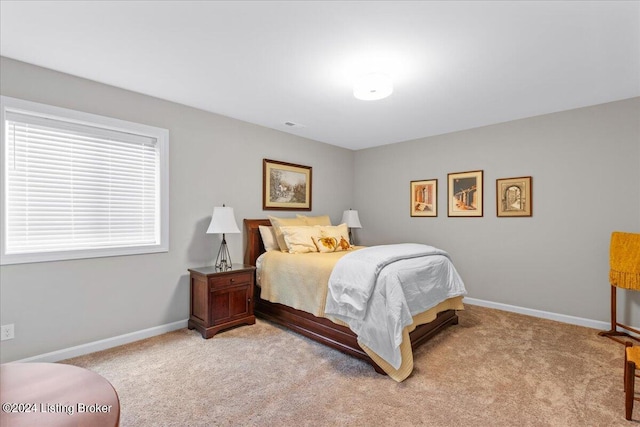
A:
[353, 72, 393, 101]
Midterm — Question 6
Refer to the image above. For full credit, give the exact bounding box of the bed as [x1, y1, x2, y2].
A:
[243, 218, 465, 380]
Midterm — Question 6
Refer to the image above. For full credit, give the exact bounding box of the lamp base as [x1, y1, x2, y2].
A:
[215, 235, 232, 271]
[349, 228, 356, 246]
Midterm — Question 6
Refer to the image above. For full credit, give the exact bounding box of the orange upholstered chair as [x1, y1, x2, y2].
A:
[625, 342, 640, 420]
[599, 231, 640, 344]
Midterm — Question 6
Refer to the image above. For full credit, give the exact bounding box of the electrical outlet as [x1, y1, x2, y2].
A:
[1, 324, 15, 341]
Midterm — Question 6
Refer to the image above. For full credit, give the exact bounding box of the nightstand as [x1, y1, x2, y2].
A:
[188, 264, 256, 338]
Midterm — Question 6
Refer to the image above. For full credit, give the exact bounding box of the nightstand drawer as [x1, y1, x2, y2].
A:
[208, 272, 252, 289]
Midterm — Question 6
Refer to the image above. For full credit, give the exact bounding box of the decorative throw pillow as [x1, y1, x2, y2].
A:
[268, 215, 307, 252]
[258, 225, 278, 252]
[296, 214, 332, 226]
[279, 226, 319, 254]
[316, 223, 352, 252]
[313, 236, 339, 253]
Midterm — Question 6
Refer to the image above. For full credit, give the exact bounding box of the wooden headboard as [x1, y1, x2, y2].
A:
[243, 219, 271, 266]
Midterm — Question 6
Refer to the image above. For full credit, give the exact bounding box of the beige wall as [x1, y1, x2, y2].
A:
[1, 55, 638, 363]
[353, 97, 640, 325]
[0, 57, 355, 362]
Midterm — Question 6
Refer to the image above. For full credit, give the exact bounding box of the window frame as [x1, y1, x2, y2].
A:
[1, 96, 169, 265]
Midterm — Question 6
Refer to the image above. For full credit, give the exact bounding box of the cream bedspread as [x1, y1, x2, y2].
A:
[256, 249, 356, 317]
[256, 248, 464, 381]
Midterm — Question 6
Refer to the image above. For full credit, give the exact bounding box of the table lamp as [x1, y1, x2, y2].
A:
[341, 209, 362, 245]
[206, 205, 240, 270]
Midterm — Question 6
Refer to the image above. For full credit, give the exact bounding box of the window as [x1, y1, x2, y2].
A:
[1, 96, 169, 265]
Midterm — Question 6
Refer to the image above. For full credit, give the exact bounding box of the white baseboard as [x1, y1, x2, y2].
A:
[12, 319, 188, 364]
[463, 297, 611, 331]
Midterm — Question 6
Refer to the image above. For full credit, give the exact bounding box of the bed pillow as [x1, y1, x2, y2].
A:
[314, 224, 352, 252]
[268, 215, 307, 252]
[279, 226, 319, 254]
[296, 214, 332, 226]
[258, 225, 279, 252]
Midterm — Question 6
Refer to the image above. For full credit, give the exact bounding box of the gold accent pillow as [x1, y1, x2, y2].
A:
[279, 226, 319, 254]
[296, 214, 332, 226]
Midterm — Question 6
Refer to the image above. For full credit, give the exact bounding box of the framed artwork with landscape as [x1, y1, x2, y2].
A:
[496, 176, 532, 217]
[448, 170, 483, 217]
[263, 159, 312, 211]
[410, 179, 437, 217]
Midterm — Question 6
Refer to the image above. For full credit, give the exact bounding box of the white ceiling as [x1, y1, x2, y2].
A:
[1, 1, 639, 150]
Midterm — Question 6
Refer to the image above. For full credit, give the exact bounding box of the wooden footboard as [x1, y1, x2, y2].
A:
[243, 218, 459, 375]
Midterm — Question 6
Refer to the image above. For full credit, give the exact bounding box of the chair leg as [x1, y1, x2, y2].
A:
[600, 286, 625, 341]
[626, 360, 635, 420]
[599, 286, 640, 343]
[626, 342, 633, 393]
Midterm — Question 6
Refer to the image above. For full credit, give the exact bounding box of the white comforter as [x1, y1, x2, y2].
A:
[324, 243, 467, 369]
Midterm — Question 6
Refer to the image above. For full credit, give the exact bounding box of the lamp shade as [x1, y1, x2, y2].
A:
[206, 206, 240, 234]
[341, 209, 362, 228]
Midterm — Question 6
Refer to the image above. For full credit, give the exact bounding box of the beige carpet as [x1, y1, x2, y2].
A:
[64, 305, 634, 426]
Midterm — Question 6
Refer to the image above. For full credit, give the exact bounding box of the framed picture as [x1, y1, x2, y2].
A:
[496, 176, 532, 217]
[448, 170, 483, 217]
[263, 159, 312, 211]
[410, 179, 437, 217]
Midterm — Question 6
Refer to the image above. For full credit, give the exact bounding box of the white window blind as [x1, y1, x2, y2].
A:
[1, 96, 169, 264]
